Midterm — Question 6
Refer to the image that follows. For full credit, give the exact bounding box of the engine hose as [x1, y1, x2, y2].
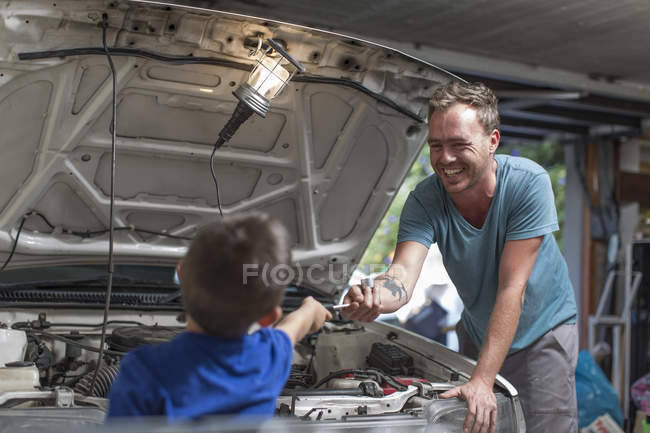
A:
[310, 368, 407, 391]
[74, 364, 120, 398]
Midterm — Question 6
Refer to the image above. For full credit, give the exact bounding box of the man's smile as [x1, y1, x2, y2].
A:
[441, 167, 465, 177]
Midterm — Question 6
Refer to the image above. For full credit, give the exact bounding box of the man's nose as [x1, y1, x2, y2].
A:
[439, 145, 456, 163]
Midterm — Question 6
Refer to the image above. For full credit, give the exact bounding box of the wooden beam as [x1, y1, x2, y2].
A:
[617, 171, 650, 206]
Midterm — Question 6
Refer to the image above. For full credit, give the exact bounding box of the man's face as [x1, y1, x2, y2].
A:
[428, 103, 499, 195]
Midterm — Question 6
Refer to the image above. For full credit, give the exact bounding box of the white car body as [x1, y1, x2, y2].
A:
[0, 1, 525, 432]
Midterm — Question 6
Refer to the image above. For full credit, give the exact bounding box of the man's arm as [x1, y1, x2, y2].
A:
[440, 236, 543, 433]
[342, 241, 428, 321]
[275, 296, 332, 345]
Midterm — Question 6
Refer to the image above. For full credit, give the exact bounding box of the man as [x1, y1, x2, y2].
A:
[342, 81, 578, 433]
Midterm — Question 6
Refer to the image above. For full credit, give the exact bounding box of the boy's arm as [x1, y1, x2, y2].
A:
[275, 296, 332, 345]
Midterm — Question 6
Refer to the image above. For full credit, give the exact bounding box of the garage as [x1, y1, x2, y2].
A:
[0, 1, 648, 432]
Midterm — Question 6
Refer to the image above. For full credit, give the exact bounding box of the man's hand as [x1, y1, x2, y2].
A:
[440, 378, 497, 433]
[340, 241, 429, 321]
[443, 236, 542, 433]
[341, 283, 381, 321]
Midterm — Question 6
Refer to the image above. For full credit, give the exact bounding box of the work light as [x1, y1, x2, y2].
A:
[215, 38, 305, 147]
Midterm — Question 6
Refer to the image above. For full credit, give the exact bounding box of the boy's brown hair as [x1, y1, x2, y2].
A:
[181, 212, 291, 338]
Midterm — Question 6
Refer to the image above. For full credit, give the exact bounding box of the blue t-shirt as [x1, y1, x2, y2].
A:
[397, 154, 576, 353]
[107, 328, 292, 421]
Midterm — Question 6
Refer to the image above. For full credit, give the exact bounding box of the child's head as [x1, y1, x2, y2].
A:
[180, 212, 291, 338]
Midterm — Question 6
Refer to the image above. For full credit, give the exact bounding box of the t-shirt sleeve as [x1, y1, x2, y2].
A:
[107, 353, 162, 418]
[270, 328, 293, 370]
[397, 192, 435, 247]
[505, 172, 559, 241]
[267, 328, 293, 392]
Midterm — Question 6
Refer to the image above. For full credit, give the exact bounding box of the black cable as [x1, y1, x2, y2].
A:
[209, 144, 224, 217]
[29, 211, 55, 230]
[88, 15, 117, 397]
[30, 208, 189, 240]
[293, 75, 424, 123]
[18, 48, 425, 122]
[0, 215, 27, 273]
[67, 226, 191, 240]
[12, 320, 146, 329]
[19, 47, 250, 71]
[4, 212, 189, 257]
[25, 329, 126, 357]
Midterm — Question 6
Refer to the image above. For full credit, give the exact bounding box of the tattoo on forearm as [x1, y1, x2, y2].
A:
[376, 275, 407, 301]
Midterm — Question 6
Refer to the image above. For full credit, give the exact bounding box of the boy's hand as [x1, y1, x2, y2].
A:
[300, 296, 332, 334]
[276, 296, 332, 345]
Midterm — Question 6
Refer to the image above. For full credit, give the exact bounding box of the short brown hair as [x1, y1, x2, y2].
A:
[429, 81, 500, 134]
[181, 212, 291, 338]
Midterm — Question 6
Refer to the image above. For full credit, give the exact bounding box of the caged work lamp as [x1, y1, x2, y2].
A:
[215, 38, 305, 148]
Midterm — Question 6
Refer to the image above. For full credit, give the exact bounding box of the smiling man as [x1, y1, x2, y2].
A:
[342, 81, 578, 433]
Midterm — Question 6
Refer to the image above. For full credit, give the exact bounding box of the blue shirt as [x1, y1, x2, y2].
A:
[107, 328, 292, 421]
[397, 154, 576, 353]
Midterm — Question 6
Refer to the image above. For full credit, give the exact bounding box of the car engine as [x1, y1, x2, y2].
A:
[0, 312, 523, 432]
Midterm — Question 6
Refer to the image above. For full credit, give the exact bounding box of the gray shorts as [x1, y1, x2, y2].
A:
[457, 322, 578, 433]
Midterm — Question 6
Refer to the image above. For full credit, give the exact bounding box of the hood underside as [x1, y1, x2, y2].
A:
[0, 0, 454, 295]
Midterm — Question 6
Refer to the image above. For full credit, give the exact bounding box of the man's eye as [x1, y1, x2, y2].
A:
[429, 143, 442, 150]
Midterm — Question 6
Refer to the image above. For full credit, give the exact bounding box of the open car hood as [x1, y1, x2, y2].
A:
[0, 0, 454, 296]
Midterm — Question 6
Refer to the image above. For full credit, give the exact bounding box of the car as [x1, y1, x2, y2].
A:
[0, 1, 525, 432]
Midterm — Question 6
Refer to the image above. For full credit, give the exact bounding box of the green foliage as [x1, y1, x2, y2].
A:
[359, 141, 566, 271]
[359, 146, 433, 273]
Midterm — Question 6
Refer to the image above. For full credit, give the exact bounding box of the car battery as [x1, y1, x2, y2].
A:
[366, 342, 414, 376]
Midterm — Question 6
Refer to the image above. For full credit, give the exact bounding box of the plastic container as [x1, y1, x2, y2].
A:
[0, 364, 40, 391]
[0, 329, 28, 367]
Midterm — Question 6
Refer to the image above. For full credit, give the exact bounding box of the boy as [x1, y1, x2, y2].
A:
[107, 212, 332, 421]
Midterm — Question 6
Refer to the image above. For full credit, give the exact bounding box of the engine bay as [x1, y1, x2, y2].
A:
[0, 311, 466, 420]
[0, 309, 525, 433]
[278, 322, 463, 421]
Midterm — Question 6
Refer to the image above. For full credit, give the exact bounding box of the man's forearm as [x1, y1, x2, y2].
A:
[374, 266, 415, 313]
[472, 287, 523, 387]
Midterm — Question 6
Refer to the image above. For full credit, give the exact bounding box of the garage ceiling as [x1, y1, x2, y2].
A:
[154, 0, 650, 144]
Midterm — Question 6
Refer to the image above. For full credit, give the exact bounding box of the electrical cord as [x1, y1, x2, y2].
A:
[0, 211, 189, 267]
[29, 209, 190, 240]
[11, 320, 146, 329]
[18, 47, 425, 123]
[87, 14, 117, 397]
[67, 226, 191, 240]
[209, 144, 224, 217]
[25, 328, 126, 357]
[0, 215, 27, 273]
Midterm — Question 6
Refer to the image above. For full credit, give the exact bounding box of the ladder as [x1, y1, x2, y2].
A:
[588, 245, 643, 425]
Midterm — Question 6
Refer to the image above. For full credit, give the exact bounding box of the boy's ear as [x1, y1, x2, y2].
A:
[257, 306, 282, 327]
[176, 259, 184, 280]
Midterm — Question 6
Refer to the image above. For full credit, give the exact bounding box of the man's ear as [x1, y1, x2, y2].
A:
[258, 306, 282, 327]
[489, 128, 500, 155]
